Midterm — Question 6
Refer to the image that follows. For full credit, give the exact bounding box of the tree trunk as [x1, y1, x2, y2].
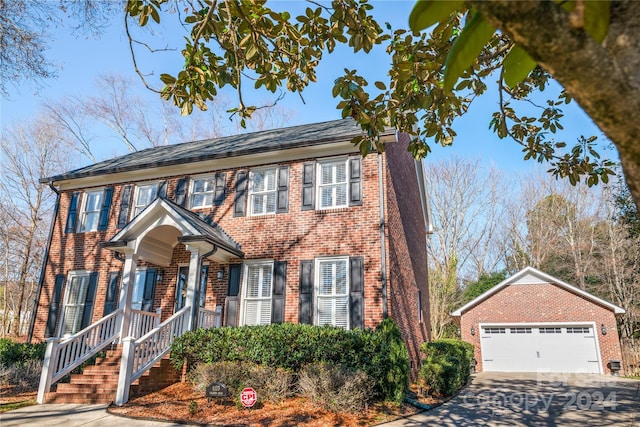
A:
[472, 0, 640, 209]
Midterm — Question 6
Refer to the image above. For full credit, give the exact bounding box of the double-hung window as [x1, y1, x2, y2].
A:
[79, 190, 104, 232]
[318, 159, 348, 209]
[133, 183, 159, 217]
[315, 257, 349, 328]
[242, 262, 273, 325]
[60, 271, 97, 336]
[249, 168, 277, 215]
[191, 173, 226, 209]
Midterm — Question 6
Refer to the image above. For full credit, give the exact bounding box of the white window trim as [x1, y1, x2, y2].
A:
[58, 270, 91, 336]
[132, 181, 160, 218]
[189, 174, 217, 209]
[316, 157, 349, 210]
[78, 188, 105, 232]
[240, 260, 274, 326]
[248, 167, 278, 216]
[314, 256, 350, 328]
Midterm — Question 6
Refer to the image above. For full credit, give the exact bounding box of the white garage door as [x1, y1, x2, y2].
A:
[480, 324, 601, 373]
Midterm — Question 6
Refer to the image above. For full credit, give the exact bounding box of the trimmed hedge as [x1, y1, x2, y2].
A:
[419, 339, 474, 397]
[171, 319, 409, 402]
[0, 338, 46, 367]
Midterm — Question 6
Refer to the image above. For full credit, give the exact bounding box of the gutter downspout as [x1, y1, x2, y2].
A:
[27, 182, 60, 343]
[378, 153, 388, 319]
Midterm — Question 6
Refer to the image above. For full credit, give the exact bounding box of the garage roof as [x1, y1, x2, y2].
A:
[451, 266, 625, 316]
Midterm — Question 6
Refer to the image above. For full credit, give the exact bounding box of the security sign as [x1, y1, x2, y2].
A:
[240, 387, 257, 408]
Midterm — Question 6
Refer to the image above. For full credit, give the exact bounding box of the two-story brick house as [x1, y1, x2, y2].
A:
[29, 119, 431, 404]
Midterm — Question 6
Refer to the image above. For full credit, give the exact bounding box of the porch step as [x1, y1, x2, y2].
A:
[43, 348, 181, 404]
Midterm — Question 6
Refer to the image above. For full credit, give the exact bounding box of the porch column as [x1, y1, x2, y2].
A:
[119, 253, 139, 340]
[185, 247, 201, 331]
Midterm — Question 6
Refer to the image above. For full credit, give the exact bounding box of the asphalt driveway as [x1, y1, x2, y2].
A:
[387, 372, 640, 426]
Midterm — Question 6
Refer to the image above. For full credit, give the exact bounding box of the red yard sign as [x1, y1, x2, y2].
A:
[240, 387, 257, 408]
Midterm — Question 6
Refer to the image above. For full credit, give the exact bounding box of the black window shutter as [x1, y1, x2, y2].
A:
[80, 272, 99, 329]
[225, 264, 242, 327]
[98, 187, 114, 231]
[157, 180, 168, 199]
[301, 162, 315, 211]
[234, 171, 248, 217]
[45, 275, 65, 338]
[298, 260, 314, 324]
[103, 271, 120, 316]
[65, 192, 80, 233]
[276, 166, 290, 213]
[117, 185, 132, 228]
[272, 261, 287, 324]
[349, 256, 365, 329]
[214, 173, 226, 206]
[175, 177, 188, 206]
[141, 269, 157, 312]
[349, 156, 362, 206]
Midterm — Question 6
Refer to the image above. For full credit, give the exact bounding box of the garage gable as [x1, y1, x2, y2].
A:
[451, 266, 625, 317]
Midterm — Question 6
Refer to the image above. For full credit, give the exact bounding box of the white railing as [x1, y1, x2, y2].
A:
[115, 305, 191, 405]
[198, 306, 222, 329]
[129, 308, 162, 338]
[37, 308, 123, 403]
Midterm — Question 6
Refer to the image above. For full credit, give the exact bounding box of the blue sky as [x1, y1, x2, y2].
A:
[0, 1, 610, 175]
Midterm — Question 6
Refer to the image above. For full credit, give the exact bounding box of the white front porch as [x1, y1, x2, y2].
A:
[37, 197, 243, 405]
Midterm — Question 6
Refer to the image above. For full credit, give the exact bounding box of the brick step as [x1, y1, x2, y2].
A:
[56, 382, 118, 394]
[69, 374, 120, 384]
[44, 391, 114, 404]
[81, 366, 121, 375]
[94, 357, 121, 365]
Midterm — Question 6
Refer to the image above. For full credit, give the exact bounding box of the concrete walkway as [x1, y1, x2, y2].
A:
[386, 372, 640, 426]
[3, 373, 639, 426]
[0, 403, 181, 427]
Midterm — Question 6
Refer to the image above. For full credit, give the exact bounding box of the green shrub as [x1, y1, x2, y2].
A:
[189, 361, 293, 404]
[0, 338, 46, 367]
[298, 362, 375, 413]
[419, 339, 474, 397]
[172, 320, 409, 402]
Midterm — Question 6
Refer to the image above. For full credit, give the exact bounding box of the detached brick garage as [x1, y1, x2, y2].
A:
[452, 267, 625, 375]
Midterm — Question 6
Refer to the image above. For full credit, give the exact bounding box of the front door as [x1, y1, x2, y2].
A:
[174, 265, 208, 313]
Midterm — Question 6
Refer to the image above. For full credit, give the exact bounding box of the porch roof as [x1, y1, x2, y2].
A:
[103, 197, 243, 265]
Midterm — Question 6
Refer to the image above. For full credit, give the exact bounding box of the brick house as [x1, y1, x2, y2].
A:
[29, 119, 432, 404]
[452, 267, 625, 375]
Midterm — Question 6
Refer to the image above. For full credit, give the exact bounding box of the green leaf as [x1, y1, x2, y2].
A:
[409, 0, 464, 32]
[584, 1, 610, 43]
[443, 11, 495, 93]
[503, 45, 537, 87]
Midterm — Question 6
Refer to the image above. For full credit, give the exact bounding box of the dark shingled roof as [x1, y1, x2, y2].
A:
[43, 118, 375, 183]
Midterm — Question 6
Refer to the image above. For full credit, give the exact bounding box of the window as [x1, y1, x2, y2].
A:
[191, 173, 226, 208]
[566, 327, 590, 334]
[539, 327, 562, 334]
[242, 262, 273, 325]
[318, 159, 348, 209]
[133, 183, 159, 217]
[60, 271, 97, 336]
[510, 327, 532, 334]
[315, 257, 349, 328]
[249, 168, 277, 215]
[132, 268, 156, 312]
[79, 190, 104, 232]
[484, 327, 506, 334]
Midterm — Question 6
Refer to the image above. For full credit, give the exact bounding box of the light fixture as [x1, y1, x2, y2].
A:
[156, 270, 163, 282]
[217, 267, 225, 280]
[601, 324, 607, 335]
[470, 326, 475, 336]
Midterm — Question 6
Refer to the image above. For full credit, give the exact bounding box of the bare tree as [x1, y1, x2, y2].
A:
[425, 157, 509, 338]
[0, 116, 74, 336]
[0, 0, 119, 97]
